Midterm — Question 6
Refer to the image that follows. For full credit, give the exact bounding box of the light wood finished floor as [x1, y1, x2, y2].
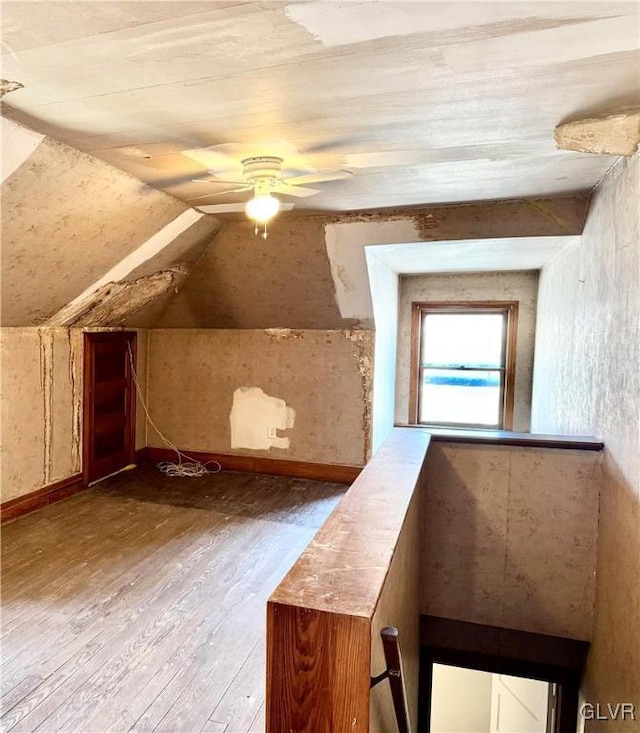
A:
[1, 467, 346, 733]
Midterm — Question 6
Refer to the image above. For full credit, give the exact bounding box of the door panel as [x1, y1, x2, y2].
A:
[83, 332, 136, 485]
[490, 674, 550, 733]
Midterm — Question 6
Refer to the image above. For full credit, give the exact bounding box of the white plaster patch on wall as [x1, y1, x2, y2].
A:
[324, 222, 373, 321]
[1, 117, 44, 182]
[324, 219, 419, 321]
[229, 387, 295, 451]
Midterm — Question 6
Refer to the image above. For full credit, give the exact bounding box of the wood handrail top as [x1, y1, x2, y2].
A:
[268, 428, 430, 619]
[395, 425, 603, 451]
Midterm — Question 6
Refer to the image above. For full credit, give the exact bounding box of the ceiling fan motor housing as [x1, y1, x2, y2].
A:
[241, 156, 283, 184]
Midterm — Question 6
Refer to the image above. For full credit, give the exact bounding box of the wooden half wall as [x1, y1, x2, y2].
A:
[266, 428, 430, 732]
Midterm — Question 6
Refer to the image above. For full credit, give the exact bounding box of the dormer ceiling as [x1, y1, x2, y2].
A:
[2, 1, 639, 213]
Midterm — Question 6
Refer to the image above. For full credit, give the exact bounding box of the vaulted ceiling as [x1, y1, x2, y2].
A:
[2, 2, 638, 330]
[2, 1, 638, 213]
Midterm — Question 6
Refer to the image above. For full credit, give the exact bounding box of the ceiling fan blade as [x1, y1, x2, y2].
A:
[196, 203, 251, 214]
[272, 182, 319, 198]
[282, 170, 352, 186]
[192, 177, 246, 185]
[188, 186, 253, 202]
[301, 134, 364, 154]
[197, 202, 295, 214]
[142, 170, 244, 189]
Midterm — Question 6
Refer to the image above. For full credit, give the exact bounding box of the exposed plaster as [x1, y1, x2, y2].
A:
[324, 223, 377, 322]
[68, 329, 82, 473]
[37, 327, 54, 485]
[47, 269, 186, 327]
[229, 387, 295, 451]
[320, 194, 587, 234]
[56, 209, 204, 318]
[554, 109, 640, 157]
[323, 209, 416, 225]
[265, 328, 305, 341]
[0, 79, 23, 96]
[344, 331, 373, 463]
[413, 213, 440, 240]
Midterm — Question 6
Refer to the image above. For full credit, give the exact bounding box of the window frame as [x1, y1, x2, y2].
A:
[408, 301, 519, 430]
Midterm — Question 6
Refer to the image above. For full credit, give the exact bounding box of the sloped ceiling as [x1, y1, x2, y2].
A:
[2, 1, 639, 213]
[1, 3, 637, 331]
[156, 194, 590, 329]
[1, 117, 222, 326]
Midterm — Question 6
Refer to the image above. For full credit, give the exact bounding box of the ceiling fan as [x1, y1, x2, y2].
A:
[186, 154, 352, 238]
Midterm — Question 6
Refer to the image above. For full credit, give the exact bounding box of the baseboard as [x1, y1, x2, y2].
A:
[1, 473, 84, 523]
[135, 447, 149, 465]
[145, 447, 361, 484]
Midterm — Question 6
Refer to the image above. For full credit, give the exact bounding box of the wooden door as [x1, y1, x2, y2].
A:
[83, 331, 137, 486]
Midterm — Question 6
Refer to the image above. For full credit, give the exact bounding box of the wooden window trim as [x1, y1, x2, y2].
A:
[409, 301, 518, 430]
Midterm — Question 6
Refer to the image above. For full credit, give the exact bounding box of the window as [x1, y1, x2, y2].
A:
[409, 302, 518, 429]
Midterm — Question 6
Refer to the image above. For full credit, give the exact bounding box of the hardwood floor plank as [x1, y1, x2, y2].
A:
[132, 528, 314, 733]
[77, 524, 310, 732]
[2, 502, 227, 682]
[7, 515, 260, 732]
[248, 704, 265, 733]
[1, 468, 345, 733]
[200, 721, 228, 733]
[209, 638, 265, 733]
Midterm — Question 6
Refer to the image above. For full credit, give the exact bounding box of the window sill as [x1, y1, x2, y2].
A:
[394, 424, 604, 451]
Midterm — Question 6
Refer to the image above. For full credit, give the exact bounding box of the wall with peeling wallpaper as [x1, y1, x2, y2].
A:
[155, 196, 587, 330]
[396, 271, 539, 431]
[422, 442, 601, 640]
[155, 218, 360, 330]
[145, 329, 373, 467]
[0, 328, 148, 503]
[531, 153, 639, 726]
[1, 117, 222, 328]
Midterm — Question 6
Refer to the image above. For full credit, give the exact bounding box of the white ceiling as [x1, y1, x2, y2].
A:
[2, 1, 639, 213]
[369, 236, 580, 274]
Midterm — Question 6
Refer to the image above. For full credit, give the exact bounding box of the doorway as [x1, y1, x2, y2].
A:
[419, 616, 587, 733]
[83, 331, 137, 486]
[429, 664, 553, 733]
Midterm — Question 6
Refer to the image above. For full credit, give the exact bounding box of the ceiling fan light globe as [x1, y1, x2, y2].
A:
[245, 194, 280, 224]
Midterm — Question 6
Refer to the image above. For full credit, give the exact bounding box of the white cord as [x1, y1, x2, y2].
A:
[127, 343, 221, 478]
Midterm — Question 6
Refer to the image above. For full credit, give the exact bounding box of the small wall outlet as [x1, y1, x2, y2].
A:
[267, 426, 278, 439]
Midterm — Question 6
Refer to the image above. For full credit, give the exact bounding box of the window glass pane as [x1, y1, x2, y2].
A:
[419, 368, 501, 426]
[420, 313, 504, 368]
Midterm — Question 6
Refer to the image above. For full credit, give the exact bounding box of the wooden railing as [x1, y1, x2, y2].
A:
[266, 428, 431, 732]
[371, 627, 410, 733]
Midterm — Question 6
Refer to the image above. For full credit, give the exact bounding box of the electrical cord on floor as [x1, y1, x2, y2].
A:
[127, 343, 221, 477]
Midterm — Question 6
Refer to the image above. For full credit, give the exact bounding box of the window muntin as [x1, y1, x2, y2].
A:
[410, 303, 517, 429]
